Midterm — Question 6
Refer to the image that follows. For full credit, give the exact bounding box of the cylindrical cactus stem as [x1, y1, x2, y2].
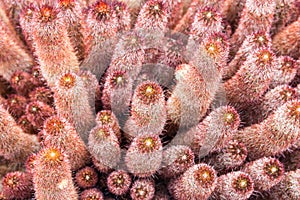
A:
[173, 0, 215, 34]
[171, 105, 240, 157]
[205, 139, 248, 171]
[75, 166, 99, 189]
[0, 1, 34, 81]
[134, 0, 169, 37]
[167, 63, 212, 129]
[42, 115, 91, 171]
[225, 48, 275, 109]
[270, 0, 300, 36]
[242, 157, 285, 191]
[31, 2, 80, 87]
[164, 0, 184, 29]
[224, 31, 271, 79]
[77, 70, 98, 111]
[33, 147, 78, 200]
[57, 0, 86, 61]
[80, 188, 104, 200]
[270, 56, 298, 88]
[19, 2, 36, 53]
[81, 0, 119, 79]
[269, 169, 300, 200]
[124, 81, 166, 138]
[220, 0, 246, 32]
[125, 134, 163, 177]
[96, 110, 121, 141]
[0, 105, 39, 162]
[258, 85, 298, 122]
[101, 70, 133, 118]
[247, 85, 299, 124]
[188, 6, 223, 46]
[107, 170, 132, 196]
[53, 72, 96, 144]
[108, 31, 145, 81]
[272, 17, 300, 60]
[160, 145, 194, 178]
[88, 125, 121, 172]
[211, 171, 254, 200]
[130, 179, 155, 200]
[112, 1, 131, 32]
[236, 100, 300, 159]
[203, 33, 229, 75]
[168, 163, 217, 200]
[1, 171, 33, 199]
[229, 0, 275, 56]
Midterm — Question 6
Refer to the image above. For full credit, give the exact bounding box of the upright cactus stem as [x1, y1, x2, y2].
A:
[33, 147, 78, 200]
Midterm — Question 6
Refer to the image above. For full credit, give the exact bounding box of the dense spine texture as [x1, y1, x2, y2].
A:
[80, 188, 104, 200]
[205, 139, 248, 171]
[167, 63, 211, 128]
[33, 147, 78, 200]
[88, 125, 121, 172]
[224, 31, 271, 79]
[172, 105, 240, 157]
[75, 166, 99, 189]
[125, 134, 162, 177]
[130, 179, 155, 200]
[269, 169, 300, 200]
[168, 163, 217, 200]
[124, 81, 166, 137]
[107, 170, 131, 196]
[81, 0, 119, 78]
[53, 72, 96, 143]
[1, 171, 33, 199]
[242, 157, 284, 191]
[160, 145, 195, 178]
[212, 171, 254, 200]
[0, 105, 39, 162]
[270, 56, 298, 88]
[230, 0, 276, 55]
[101, 70, 133, 117]
[31, 2, 80, 87]
[272, 16, 300, 59]
[236, 100, 300, 159]
[225, 47, 275, 110]
[42, 115, 91, 171]
[0, 1, 34, 81]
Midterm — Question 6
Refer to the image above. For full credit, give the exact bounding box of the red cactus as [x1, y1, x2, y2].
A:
[107, 170, 132, 195]
[130, 179, 155, 200]
[2, 171, 33, 199]
[31, 2, 80, 87]
[125, 134, 162, 177]
[212, 171, 254, 200]
[33, 147, 78, 200]
[75, 166, 99, 189]
[168, 163, 217, 200]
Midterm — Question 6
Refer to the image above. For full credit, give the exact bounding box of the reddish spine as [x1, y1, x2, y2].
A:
[31, 2, 80, 87]
[125, 134, 163, 177]
[33, 147, 78, 200]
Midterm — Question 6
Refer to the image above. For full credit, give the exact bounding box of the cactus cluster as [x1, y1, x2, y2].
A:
[0, 0, 300, 199]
